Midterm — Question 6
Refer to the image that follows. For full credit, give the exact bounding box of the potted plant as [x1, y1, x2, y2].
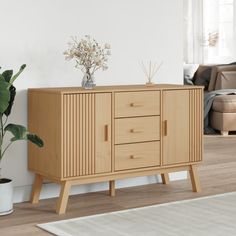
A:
[0, 65, 43, 215]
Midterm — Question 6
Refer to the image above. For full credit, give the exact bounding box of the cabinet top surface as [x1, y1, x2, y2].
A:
[28, 84, 204, 94]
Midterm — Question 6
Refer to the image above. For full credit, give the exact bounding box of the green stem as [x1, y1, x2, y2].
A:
[1, 142, 13, 158]
[0, 115, 3, 161]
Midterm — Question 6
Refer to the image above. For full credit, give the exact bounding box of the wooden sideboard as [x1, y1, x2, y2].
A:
[28, 84, 203, 214]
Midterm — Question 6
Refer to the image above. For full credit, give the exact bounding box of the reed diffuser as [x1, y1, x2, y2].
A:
[140, 61, 163, 86]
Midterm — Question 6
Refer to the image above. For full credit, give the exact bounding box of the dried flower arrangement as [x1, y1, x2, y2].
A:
[203, 31, 219, 47]
[140, 61, 163, 86]
[64, 35, 111, 89]
[208, 32, 219, 47]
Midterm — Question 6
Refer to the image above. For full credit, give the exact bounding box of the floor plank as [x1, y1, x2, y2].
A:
[1, 136, 236, 235]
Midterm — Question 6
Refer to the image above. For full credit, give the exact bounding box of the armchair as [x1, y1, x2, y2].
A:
[209, 65, 236, 135]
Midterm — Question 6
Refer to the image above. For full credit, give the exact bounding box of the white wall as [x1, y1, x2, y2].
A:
[0, 0, 184, 203]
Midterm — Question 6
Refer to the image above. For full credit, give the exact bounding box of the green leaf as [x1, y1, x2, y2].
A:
[2, 70, 13, 82]
[8, 64, 26, 86]
[5, 123, 27, 140]
[0, 76, 10, 114]
[4, 85, 16, 116]
[4, 123, 44, 147]
[27, 134, 44, 147]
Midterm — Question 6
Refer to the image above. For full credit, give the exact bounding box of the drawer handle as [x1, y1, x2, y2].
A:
[104, 125, 109, 141]
[163, 120, 168, 136]
[130, 129, 142, 133]
[130, 155, 141, 159]
[130, 103, 142, 107]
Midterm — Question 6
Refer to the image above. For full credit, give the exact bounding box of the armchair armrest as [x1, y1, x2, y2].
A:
[208, 65, 236, 91]
[215, 71, 236, 90]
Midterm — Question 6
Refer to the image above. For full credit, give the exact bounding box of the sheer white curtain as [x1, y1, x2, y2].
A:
[203, 0, 236, 64]
[184, 0, 236, 64]
[183, 0, 203, 63]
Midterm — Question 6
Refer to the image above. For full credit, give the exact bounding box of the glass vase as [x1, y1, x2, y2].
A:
[81, 73, 96, 89]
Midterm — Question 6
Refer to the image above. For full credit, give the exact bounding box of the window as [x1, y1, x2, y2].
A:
[203, 0, 236, 63]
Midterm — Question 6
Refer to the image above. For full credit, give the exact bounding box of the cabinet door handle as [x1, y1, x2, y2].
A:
[104, 125, 109, 141]
[130, 129, 142, 133]
[163, 120, 168, 136]
[130, 103, 142, 107]
[130, 155, 141, 159]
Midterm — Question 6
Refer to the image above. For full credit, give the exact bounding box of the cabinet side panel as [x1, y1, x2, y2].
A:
[162, 90, 190, 165]
[28, 92, 62, 179]
[189, 89, 203, 162]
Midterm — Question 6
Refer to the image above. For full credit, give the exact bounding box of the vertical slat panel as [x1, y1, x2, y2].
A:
[79, 94, 83, 175]
[67, 95, 70, 177]
[85, 94, 88, 175]
[88, 94, 91, 174]
[189, 90, 192, 162]
[63, 93, 96, 178]
[92, 94, 95, 174]
[189, 89, 202, 163]
[70, 95, 73, 177]
[76, 95, 80, 175]
[73, 95, 77, 177]
[63, 96, 67, 177]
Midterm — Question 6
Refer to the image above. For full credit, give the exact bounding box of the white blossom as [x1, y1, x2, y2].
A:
[64, 35, 111, 75]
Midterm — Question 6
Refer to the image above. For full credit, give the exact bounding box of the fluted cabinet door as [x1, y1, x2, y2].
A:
[162, 89, 203, 165]
[62, 93, 112, 178]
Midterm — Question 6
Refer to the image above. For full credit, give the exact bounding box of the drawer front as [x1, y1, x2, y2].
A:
[115, 91, 160, 118]
[115, 116, 160, 144]
[115, 142, 160, 171]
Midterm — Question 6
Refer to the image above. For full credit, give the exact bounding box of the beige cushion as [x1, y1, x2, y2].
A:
[212, 95, 236, 113]
[215, 71, 236, 90]
[210, 111, 236, 131]
[208, 65, 236, 91]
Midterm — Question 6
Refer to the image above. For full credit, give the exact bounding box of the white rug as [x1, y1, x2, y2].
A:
[38, 192, 236, 236]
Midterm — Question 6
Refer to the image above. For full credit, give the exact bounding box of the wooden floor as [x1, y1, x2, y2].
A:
[1, 136, 236, 235]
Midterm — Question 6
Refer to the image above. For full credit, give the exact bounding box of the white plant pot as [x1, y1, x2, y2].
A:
[0, 179, 13, 216]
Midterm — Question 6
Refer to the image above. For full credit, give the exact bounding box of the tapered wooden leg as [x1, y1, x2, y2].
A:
[161, 173, 170, 185]
[189, 165, 201, 192]
[109, 180, 115, 197]
[56, 181, 71, 214]
[30, 174, 43, 204]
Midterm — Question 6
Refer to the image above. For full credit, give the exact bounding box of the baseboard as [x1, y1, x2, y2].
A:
[13, 171, 187, 203]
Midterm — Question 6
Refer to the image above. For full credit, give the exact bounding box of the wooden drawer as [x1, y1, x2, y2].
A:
[115, 116, 160, 144]
[115, 91, 160, 118]
[115, 142, 160, 171]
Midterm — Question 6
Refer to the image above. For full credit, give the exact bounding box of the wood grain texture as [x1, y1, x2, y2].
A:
[189, 165, 201, 192]
[115, 141, 160, 171]
[62, 93, 112, 177]
[63, 94, 96, 177]
[161, 173, 169, 185]
[56, 181, 71, 215]
[162, 90, 190, 165]
[95, 93, 112, 174]
[28, 85, 203, 214]
[189, 89, 203, 162]
[115, 116, 160, 144]
[28, 92, 62, 179]
[28, 84, 203, 94]
[115, 91, 160, 118]
[109, 180, 115, 197]
[30, 174, 43, 204]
